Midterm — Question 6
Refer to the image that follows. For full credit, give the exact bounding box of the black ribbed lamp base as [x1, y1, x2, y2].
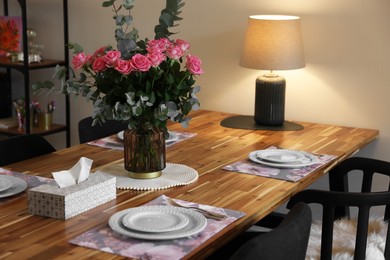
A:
[255, 73, 286, 125]
[220, 72, 304, 131]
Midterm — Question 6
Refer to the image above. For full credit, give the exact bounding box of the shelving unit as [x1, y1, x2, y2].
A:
[0, 0, 70, 147]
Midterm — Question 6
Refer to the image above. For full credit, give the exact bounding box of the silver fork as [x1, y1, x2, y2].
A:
[167, 198, 227, 220]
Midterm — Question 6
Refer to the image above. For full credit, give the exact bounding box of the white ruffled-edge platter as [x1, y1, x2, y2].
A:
[117, 131, 179, 142]
[109, 206, 207, 240]
[248, 150, 320, 168]
[256, 149, 307, 163]
[121, 206, 190, 233]
[0, 175, 28, 198]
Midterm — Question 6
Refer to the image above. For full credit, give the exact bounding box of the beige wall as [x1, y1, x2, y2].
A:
[64, 0, 387, 158]
[2, 1, 389, 188]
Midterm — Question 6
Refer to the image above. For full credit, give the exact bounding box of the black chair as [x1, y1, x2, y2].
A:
[287, 157, 390, 260]
[208, 203, 312, 260]
[78, 116, 128, 143]
[0, 134, 56, 166]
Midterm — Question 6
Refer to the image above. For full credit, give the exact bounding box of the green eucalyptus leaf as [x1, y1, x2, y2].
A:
[102, 0, 115, 7]
[124, 15, 133, 25]
[69, 43, 84, 53]
[115, 28, 125, 38]
[167, 0, 184, 11]
[182, 101, 192, 115]
[85, 89, 96, 101]
[159, 11, 174, 27]
[122, 0, 134, 9]
[180, 117, 190, 128]
[115, 15, 125, 26]
[124, 28, 138, 39]
[192, 85, 201, 94]
[77, 72, 87, 83]
[32, 80, 55, 90]
[53, 65, 67, 80]
[117, 38, 137, 57]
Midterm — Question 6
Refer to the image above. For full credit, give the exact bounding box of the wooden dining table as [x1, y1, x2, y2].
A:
[0, 110, 379, 259]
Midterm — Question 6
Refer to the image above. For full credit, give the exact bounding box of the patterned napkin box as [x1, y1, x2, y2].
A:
[28, 172, 116, 220]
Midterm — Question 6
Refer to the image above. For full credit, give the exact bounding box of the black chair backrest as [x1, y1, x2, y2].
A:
[288, 157, 390, 260]
[230, 203, 312, 260]
[78, 116, 128, 143]
[329, 156, 390, 220]
[0, 134, 56, 166]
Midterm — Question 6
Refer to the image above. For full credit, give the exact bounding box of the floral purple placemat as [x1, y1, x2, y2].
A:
[69, 194, 245, 260]
[223, 148, 337, 182]
[0, 168, 54, 204]
[87, 131, 197, 151]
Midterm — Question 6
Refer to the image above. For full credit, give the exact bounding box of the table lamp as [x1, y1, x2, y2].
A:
[221, 15, 305, 131]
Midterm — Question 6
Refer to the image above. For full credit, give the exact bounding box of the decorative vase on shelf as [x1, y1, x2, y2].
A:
[123, 123, 166, 179]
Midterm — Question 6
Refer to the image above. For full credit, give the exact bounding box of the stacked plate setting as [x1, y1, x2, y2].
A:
[109, 205, 208, 240]
[248, 149, 320, 168]
[0, 175, 28, 198]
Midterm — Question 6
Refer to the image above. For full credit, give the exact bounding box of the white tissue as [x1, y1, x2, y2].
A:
[52, 157, 93, 188]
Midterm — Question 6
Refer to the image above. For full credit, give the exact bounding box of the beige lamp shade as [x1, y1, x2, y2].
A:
[240, 15, 305, 70]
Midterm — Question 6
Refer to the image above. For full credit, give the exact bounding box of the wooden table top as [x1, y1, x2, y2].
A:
[0, 110, 379, 259]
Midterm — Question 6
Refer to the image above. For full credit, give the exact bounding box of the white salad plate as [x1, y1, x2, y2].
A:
[0, 175, 28, 198]
[121, 206, 190, 233]
[0, 176, 13, 192]
[249, 150, 320, 168]
[117, 131, 178, 142]
[109, 205, 207, 240]
[256, 149, 306, 163]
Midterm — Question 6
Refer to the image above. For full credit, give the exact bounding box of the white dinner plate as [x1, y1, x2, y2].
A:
[117, 131, 178, 142]
[256, 149, 306, 163]
[0, 176, 13, 192]
[121, 206, 189, 233]
[249, 150, 320, 168]
[0, 175, 28, 198]
[109, 205, 207, 240]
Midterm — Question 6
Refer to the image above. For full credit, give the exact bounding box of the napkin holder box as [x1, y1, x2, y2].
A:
[28, 172, 116, 220]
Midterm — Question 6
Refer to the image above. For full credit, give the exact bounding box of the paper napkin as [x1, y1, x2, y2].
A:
[52, 157, 93, 188]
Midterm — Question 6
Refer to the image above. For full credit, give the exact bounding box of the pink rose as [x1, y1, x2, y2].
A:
[166, 45, 185, 60]
[92, 56, 108, 72]
[147, 38, 171, 53]
[186, 54, 204, 75]
[72, 52, 88, 70]
[175, 39, 190, 52]
[103, 50, 121, 67]
[115, 59, 133, 74]
[88, 46, 106, 65]
[131, 54, 152, 72]
[84, 54, 93, 65]
[93, 46, 106, 57]
[146, 39, 164, 53]
[147, 51, 166, 67]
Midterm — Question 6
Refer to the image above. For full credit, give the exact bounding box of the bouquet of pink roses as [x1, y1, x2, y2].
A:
[33, 0, 203, 133]
[68, 36, 203, 131]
